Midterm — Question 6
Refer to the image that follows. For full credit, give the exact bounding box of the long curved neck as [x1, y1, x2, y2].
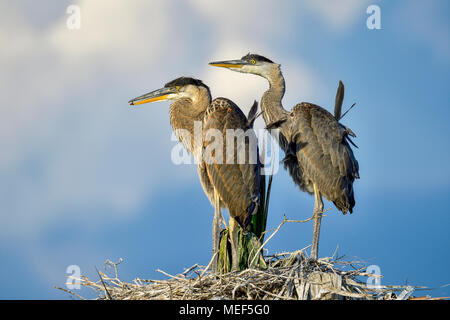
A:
[261, 65, 289, 127]
[170, 89, 210, 128]
[169, 90, 211, 152]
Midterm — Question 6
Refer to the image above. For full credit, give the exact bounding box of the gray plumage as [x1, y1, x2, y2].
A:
[209, 54, 360, 260]
[130, 76, 260, 271]
[203, 97, 261, 229]
[244, 54, 359, 215]
[283, 102, 359, 213]
[166, 78, 260, 228]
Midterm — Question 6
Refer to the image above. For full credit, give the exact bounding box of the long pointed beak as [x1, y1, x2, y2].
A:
[208, 59, 249, 69]
[128, 87, 177, 106]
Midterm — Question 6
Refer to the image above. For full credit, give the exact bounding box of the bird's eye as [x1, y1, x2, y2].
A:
[251, 59, 256, 65]
[175, 86, 180, 91]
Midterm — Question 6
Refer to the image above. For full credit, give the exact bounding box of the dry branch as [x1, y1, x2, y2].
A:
[58, 251, 429, 300]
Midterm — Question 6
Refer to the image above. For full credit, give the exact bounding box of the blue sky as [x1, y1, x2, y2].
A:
[0, 0, 449, 299]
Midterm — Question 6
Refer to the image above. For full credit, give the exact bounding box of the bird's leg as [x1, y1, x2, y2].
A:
[221, 215, 228, 230]
[310, 183, 324, 261]
[211, 189, 221, 273]
[229, 218, 239, 272]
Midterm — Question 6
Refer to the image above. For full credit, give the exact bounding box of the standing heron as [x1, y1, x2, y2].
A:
[128, 77, 260, 271]
[209, 54, 359, 260]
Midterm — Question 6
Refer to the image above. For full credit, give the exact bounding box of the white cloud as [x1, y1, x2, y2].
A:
[47, 1, 171, 68]
[0, 1, 447, 299]
[191, 0, 287, 37]
[303, 0, 372, 31]
[396, 0, 449, 62]
[0, 1, 187, 240]
[0, 0, 336, 242]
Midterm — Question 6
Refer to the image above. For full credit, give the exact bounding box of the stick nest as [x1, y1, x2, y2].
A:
[58, 250, 429, 300]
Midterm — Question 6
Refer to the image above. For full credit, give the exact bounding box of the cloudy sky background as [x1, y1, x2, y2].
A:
[0, 0, 449, 298]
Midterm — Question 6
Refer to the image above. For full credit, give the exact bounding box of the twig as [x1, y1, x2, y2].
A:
[104, 258, 123, 280]
[199, 251, 219, 279]
[54, 286, 87, 300]
[156, 269, 185, 281]
[96, 267, 113, 300]
[250, 213, 318, 267]
[181, 264, 200, 278]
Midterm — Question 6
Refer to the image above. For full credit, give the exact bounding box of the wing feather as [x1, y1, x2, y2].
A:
[202, 98, 260, 228]
[290, 102, 359, 213]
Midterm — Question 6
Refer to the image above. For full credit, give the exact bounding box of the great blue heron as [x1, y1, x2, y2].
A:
[128, 77, 260, 271]
[209, 54, 359, 260]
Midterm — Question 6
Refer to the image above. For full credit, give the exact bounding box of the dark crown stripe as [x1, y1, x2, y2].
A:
[241, 53, 274, 63]
[164, 77, 209, 91]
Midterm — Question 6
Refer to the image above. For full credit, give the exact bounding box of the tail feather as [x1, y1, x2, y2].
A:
[333, 183, 355, 214]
